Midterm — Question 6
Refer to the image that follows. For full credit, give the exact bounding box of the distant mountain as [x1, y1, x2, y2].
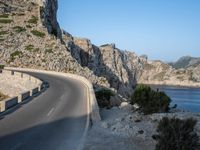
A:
[169, 56, 200, 69]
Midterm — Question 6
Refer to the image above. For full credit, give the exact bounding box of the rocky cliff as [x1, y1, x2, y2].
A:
[0, 0, 146, 101]
[169, 56, 200, 69]
[62, 32, 146, 98]
[138, 60, 200, 87]
[1, 0, 199, 102]
[0, 0, 110, 91]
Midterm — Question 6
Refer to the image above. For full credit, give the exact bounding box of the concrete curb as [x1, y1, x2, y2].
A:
[4, 67, 101, 122]
[0, 69, 43, 112]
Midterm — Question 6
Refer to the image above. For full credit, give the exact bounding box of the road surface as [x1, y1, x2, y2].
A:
[0, 72, 88, 150]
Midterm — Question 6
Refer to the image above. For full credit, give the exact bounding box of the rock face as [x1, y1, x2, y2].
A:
[1, 0, 200, 101]
[39, 0, 62, 38]
[0, 0, 110, 91]
[169, 56, 200, 69]
[63, 33, 145, 97]
[138, 60, 200, 87]
[0, 0, 146, 99]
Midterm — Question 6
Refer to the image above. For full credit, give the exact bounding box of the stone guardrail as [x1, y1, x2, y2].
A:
[0, 69, 43, 112]
[4, 67, 101, 122]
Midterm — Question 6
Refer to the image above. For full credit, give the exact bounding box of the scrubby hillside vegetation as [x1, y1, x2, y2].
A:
[1, 0, 200, 103]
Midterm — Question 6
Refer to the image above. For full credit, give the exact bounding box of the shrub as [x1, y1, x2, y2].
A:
[25, 44, 34, 51]
[10, 51, 23, 60]
[17, 13, 25, 16]
[31, 30, 45, 38]
[26, 25, 32, 28]
[155, 117, 200, 150]
[95, 88, 114, 108]
[177, 76, 184, 81]
[0, 64, 4, 69]
[34, 48, 39, 52]
[28, 15, 38, 24]
[13, 26, 26, 33]
[0, 19, 13, 24]
[131, 84, 171, 114]
[45, 48, 53, 53]
[0, 14, 9, 18]
[0, 31, 8, 35]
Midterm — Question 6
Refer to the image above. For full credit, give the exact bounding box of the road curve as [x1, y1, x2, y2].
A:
[0, 72, 88, 150]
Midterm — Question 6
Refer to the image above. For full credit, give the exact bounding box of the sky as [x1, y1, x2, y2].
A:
[57, 0, 200, 62]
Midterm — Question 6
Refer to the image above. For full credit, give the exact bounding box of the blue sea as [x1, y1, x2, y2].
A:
[151, 85, 200, 112]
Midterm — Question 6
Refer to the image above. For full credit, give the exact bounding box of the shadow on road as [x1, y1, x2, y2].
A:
[0, 114, 89, 150]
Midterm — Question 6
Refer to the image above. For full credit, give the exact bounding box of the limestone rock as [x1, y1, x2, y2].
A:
[119, 102, 133, 111]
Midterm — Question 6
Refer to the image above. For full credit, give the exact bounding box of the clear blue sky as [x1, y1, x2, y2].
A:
[57, 0, 200, 61]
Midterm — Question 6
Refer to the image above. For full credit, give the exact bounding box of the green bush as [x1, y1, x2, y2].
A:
[13, 26, 26, 33]
[95, 89, 114, 108]
[131, 84, 171, 114]
[26, 25, 32, 28]
[0, 14, 9, 18]
[45, 48, 53, 53]
[10, 51, 23, 60]
[17, 13, 25, 16]
[31, 30, 45, 38]
[34, 48, 39, 52]
[25, 45, 34, 51]
[0, 31, 8, 35]
[0, 64, 4, 69]
[0, 19, 13, 24]
[28, 15, 38, 24]
[155, 117, 200, 150]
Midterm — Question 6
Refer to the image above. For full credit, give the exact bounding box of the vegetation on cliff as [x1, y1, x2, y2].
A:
[131, 84, 171, 114]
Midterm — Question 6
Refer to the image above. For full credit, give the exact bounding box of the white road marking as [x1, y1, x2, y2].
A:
[47, 107, 54, 116]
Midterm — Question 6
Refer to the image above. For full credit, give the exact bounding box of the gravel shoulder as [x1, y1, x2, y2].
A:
[84, 103, 200, 150]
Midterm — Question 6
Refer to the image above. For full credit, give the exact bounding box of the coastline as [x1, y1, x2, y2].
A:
[137, 82, 200, 89]
[84, 106, 200, 150]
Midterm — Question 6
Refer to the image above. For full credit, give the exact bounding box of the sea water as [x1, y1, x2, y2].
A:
[151, 85, 200, 112]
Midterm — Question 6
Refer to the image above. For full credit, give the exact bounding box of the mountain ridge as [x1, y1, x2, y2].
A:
[1, 0, 200, 104]
[169, 56, 200, 69]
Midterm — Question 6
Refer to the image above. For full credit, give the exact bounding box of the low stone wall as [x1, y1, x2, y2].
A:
[4, 67, 101, 122]
[0, 70, 43, 112]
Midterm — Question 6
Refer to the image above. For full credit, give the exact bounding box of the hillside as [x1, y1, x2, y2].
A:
[138, 60, 200, 86]
[1, 0, 200, 103]
[0, 0, 147, 102]
[169, 56, 200, 69]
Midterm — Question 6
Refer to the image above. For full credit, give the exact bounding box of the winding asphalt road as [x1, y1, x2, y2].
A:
[0, 72, 88, 150]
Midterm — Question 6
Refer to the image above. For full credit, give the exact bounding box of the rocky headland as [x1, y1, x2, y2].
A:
[1, 1, 200, 150]
[1, 0, 200, 102]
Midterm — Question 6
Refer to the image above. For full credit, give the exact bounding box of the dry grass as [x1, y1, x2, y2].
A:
[0, 92, 8, 101]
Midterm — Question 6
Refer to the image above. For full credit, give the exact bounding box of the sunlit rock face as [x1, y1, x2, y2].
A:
[62, 33, 146, 98]
[0, 0, 110, 93]
[1, 0, 199, 102]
